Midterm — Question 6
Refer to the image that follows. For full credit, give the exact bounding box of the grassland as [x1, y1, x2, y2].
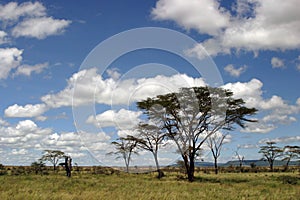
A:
[0, 170, 299, 200]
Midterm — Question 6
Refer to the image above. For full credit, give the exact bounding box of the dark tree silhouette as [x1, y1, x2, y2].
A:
[40, 150, 65, 171]
[31, 160, 45, 175]
[137, 87, 257, 182]
[259, 142, 283, 171]
[64, 156, 72, 177]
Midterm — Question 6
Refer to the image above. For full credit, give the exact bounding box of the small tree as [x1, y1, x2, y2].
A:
[109, 138, 138, 173]
[234, 147, 244, 172]
[41, 150, 65, 171]
[206, 132, 229, 174]
[31, 160, 45, 175]
[127, 122, 166, 178]
[259, 142, 283, 171]
[282, 145, 300, 170]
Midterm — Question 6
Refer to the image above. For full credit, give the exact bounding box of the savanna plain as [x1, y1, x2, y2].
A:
[0, 168, 299, 200]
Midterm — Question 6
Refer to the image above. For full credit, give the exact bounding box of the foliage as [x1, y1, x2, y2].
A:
[40, 150, 65, 171]
[137, 86, 257, 181]
[259, 142, 283, 171]
[31, 160, 46, 175]
[282, 145, 300, 170]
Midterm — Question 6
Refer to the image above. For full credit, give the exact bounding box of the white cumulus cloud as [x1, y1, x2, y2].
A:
[14, 62, 48, 76]
[4, 104, 48, 118]
[224, 64, 247, 77]
[0, 47, 23, 79]
[12, 17, 71, 39]
[151, 0, 230, 35]
[156, 0, 300, 57]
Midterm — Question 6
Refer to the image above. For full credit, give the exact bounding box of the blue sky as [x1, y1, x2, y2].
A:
[0, 0, 299, 166]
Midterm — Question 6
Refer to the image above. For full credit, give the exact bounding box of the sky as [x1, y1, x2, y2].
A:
[0, 0, 299, 166]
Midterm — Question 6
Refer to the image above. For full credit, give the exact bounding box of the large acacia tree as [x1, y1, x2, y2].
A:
[137, 87, 257, 182]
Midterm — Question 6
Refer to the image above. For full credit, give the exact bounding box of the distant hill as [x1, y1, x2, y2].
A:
[191, 160, 300, 167]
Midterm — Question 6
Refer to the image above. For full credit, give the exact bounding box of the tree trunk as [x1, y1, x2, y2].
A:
[125, 162, 129, 173]
[153, 152, 164, 179]
[187, 155, 195, 182]
[270, 160, 273, 172]
[214, 157, 218, 174]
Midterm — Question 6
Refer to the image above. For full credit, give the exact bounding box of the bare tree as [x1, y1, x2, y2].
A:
[259, 142, 283, 171]
[137, 87, 257, 181]
[40, 150, 65, 171]
[234, 147, 244, 172]
[207, 132, 229, 174]
[126, 122, 166, 178]
[109, 138, 138, 173]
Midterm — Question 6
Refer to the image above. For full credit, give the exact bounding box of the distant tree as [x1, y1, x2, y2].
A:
[282, 145, 300, 170]
[40, 150, 65, 171]
[259, 142, 283, 171]
[234, 147, 245, 172]
[109, 138, 138, 173]
[31, 160, 45, 175]
[137, 87, 257, 182]
[126, 122, 166, 178]
[207, 132, 229, 174]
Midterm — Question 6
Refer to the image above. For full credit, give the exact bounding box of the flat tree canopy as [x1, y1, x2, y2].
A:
[137, 86, 257, 182]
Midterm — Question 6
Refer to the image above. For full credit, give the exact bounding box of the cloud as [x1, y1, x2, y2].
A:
[0, 1, 71, 39]
[12, 17, 71, 39]
[224, 64, 247, 77]
[106, 68, 121, 80]
[155, 0, 300, 57]
[259, 136, 300, 144]
[271, 57, 284, 68]
[223, 79, 300, 133]
[0, 48, 23, 79]
[0, 120, 52, 148]
[14, 62, 48, 76]
[87, 109, 142, 130]
[41, 68, 206, 108]
[0, 30, 8, 44]
[0, 1, 45, 22]
[151, 0, 230, 35]
[4, 104, 48, 118]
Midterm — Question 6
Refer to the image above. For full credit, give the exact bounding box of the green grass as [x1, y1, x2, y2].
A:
[0, 172, 299, 200]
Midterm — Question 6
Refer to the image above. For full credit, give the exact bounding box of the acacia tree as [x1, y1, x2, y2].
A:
[282, 145, 300, 169]
[259, 142, 283, 171]
[126, 122, 166, 178]
[41, 150, 65, 171]
[137, 87, 257, 182]
[207, 132, 229, 174]
[109, 138, 138, 173]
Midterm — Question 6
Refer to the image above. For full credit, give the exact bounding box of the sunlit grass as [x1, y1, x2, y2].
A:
[0, 172, 299, 199]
